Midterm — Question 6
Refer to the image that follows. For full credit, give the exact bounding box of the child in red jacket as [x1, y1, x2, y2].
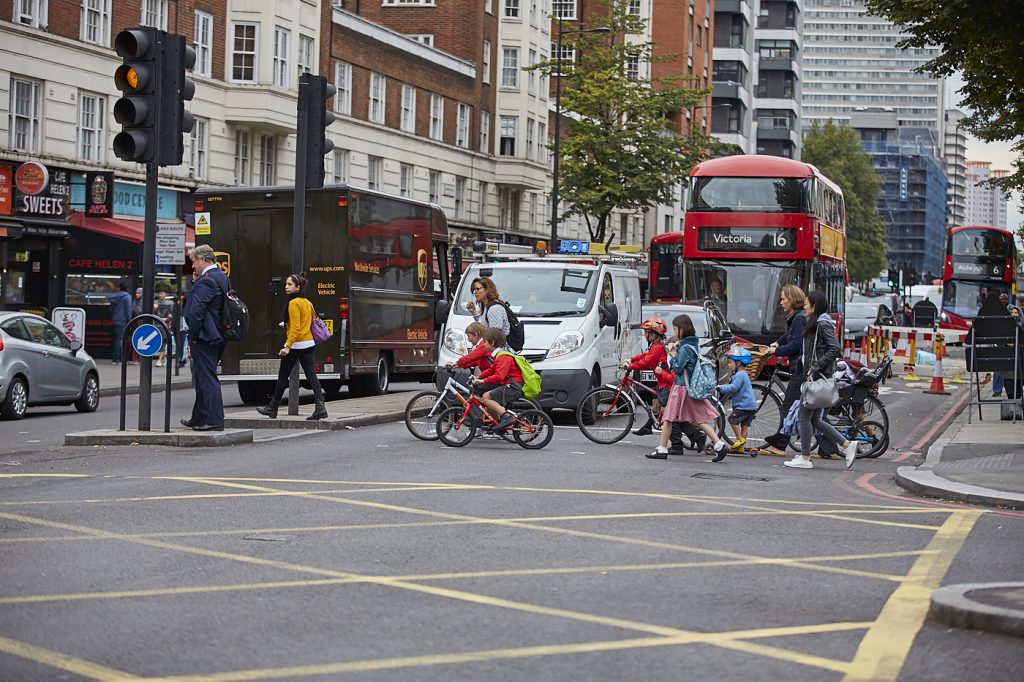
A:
[622, 317, 671, 436]
[472, 327, 525, 430]
[452, 322, 492, 372]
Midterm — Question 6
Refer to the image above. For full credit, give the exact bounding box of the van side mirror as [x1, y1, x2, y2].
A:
[599, 302, 618, 328]
[435, 299, 451, 325]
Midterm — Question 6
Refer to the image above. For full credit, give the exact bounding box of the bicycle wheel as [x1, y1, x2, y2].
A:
[513, 409, 554, 449]
[718, 385, 783, 453]
[405, 390, 445, 441]
[846, 419, 887, 459]
[860, 396, 889, 431]
[575, 387, 635, 445]
[436, 406, 476, 447]
[511, 397, 541, 412]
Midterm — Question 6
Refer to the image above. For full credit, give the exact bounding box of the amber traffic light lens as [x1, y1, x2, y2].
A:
[126, 67, 139, 90]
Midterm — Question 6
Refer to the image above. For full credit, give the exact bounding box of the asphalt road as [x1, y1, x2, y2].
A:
[2, 370, 1023, 681]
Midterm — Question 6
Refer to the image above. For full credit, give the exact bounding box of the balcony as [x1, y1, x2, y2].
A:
[715, 0, 751, 14]
[224, 87, 298, 134]
[758, 57, 797, 72]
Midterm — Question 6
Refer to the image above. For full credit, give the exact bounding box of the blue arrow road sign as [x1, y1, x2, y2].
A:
[131, 324, 163, 357]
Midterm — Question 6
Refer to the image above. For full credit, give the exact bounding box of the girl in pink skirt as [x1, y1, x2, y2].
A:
[647, 314, 727, 460]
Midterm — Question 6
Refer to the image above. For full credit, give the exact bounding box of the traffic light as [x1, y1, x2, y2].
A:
[888, 267, 898, 291]
[113, 27, 159, 163]
[302, 73, 336, 189]
[158, 33, 196, 166]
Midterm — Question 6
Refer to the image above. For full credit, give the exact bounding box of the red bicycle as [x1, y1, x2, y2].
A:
[435, 390, 553, 449]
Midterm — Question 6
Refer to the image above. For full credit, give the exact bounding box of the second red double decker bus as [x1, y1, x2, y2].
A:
[650, 155, 847, 344]
[940, 225, 1017, 330]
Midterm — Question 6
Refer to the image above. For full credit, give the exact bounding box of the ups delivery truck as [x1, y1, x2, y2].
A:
[192, 185, 453, 404]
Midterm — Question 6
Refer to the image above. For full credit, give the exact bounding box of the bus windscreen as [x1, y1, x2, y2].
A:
[688, 177, 810, 213]
[683, 262, 805, 338]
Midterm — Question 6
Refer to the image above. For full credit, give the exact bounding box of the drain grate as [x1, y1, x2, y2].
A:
[692, 472, 770, 482]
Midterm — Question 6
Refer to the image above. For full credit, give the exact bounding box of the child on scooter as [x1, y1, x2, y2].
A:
[716, 347, 758, 462]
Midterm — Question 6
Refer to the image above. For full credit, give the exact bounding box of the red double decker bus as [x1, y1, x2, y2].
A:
[940, 225, 1017, 330]
[650, 155, 847, 344]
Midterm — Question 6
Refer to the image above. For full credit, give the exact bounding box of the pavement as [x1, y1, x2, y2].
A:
[895, 395, 1024, 640]
[95, 358, 198, 397]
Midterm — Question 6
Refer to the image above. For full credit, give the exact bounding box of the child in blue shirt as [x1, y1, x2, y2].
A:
[716, 347, 758, 462]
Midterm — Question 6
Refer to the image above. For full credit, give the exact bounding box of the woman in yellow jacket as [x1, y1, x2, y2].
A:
[257, 273, 328, 420]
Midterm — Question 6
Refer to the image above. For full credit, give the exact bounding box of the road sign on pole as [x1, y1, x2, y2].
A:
[155, 223, 186, 265]
[131, 324, 164, 357]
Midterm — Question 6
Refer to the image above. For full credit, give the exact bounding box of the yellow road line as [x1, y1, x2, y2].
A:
[0, 634, 138, 681]
[0, 550, 935, 606]
[141, 621, 869, 682]
[843, 511, 979, 682]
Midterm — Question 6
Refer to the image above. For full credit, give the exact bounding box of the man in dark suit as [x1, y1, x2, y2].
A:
[183, 244, 229, 431]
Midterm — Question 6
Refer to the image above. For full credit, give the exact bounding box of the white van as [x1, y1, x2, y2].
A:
[437, 257, 643, 410]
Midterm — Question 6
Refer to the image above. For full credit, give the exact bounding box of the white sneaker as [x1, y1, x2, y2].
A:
[783, 458, 813, 469]
[844, 441, 858, 469]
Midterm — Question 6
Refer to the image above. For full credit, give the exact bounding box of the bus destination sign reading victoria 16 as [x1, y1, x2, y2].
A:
[698, 227, 797, 253]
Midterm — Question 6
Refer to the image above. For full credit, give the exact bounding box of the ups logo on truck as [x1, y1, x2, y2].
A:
[417, 249, 428, 292]
[214, 252, 231, 277]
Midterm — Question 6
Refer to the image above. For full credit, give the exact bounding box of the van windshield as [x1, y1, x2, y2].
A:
[457, 267, 598, 317]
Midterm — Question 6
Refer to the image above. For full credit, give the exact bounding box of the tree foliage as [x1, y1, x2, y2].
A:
[802, 121, 889, 284]
[866, 0, 1024, 199]
[529, 0, 713, 243]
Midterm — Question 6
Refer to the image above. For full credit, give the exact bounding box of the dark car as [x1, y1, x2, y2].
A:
[638, 302, 734, 385]
[843, 302, 883, 343]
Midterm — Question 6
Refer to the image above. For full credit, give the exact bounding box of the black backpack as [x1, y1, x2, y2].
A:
[491, 300, 524, 352]
[212, 277, 250, 342]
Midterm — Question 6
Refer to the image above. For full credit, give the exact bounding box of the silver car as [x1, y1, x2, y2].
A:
[0, 312, 100, 419]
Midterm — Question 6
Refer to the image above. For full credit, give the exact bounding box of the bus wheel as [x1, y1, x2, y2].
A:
[349, 354, 390, 397]
[238, 381, 274, 405]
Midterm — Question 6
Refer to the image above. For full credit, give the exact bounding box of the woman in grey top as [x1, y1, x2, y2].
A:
[465, 276, 510, 335]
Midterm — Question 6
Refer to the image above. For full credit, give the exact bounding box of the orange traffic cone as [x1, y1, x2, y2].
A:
[859, 337, 869, 365]
[844, 340, 852, 358]
[924, 341, 950, 395]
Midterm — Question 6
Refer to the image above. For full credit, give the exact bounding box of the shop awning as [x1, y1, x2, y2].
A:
[67, 211, 195, 247]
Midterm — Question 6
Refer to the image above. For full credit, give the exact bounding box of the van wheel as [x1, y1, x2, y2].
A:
[350, 354, 390, 397]
[321, 380, 343, 398]
[1, 376, 28, 420]
[75, 373, 100, 413]
[238, 381, 274, 405]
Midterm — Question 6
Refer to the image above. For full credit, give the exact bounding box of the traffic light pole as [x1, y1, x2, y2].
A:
[288, 76, 311, 416]
[137, 35, 164, 432]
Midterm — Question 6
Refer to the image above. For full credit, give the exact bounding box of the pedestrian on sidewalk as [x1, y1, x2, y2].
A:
[128, 286, 144, 364]
[154, 289, 174, 367]
[784, 291, 859, 470]
[181, 245, 228, 431]
[758, 285, 807, 456]
[108, 281, 132, 364]
[647, 314, 726, 460]
[257, 272, 328, 421]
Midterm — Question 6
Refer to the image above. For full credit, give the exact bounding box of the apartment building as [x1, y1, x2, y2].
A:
[711, 0, 803, 159]
[943, 108, 967, 228]
[965, 161, 1009, 229]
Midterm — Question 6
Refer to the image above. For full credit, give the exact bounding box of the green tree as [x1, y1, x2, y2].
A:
[802, 121, 889, 284]
[866, 0, 1024, 200]
[529, 0, 713, 243]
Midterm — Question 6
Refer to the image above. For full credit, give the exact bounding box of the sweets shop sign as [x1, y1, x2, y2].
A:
[7, 161, 116, 219]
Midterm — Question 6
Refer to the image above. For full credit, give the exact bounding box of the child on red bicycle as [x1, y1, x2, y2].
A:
[472, 327, 524, 430]
[622, 317, 671, 436]
[451, 322, 492, 372]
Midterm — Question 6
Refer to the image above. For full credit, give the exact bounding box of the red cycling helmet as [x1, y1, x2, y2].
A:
[640, 317, 668, 336]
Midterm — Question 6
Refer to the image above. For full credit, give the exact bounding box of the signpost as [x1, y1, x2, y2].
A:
[132, 324, 163, 358]
[155, 223, 186, 265]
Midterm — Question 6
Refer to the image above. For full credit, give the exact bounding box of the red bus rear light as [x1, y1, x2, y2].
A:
[339, 298, 349, 320]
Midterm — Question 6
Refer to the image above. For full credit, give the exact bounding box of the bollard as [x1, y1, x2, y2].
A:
[904, 334, 920, 381]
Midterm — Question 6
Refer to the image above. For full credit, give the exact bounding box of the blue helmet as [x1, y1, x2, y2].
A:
[724, 347, 752, 365]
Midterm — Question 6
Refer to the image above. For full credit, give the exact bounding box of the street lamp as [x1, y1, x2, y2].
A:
[550, 19, 611, 251]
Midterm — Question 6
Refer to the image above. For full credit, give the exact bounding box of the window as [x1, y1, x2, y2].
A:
[234, 130, 250, 185]
[455, 177, 466, 219]
[383, 0, 436, 4]
[190, 117, 208, 179]
[140, 0, 167, 29]
[478, 181, 488, 221]
[526, 118, 535, 160]
[528, 193, 536, 229]
[504, 0, 520, 18]
[369, 73, 386, 124]
[627, 0, 642, 15]
[552, 0, 575, 19]
[331, 149, 349, 184]
[259, 134, 276, 186]
[499, 188, 520, 230]
[231, 23, 259, 83]
[299, 35, 315, 76]
[626, 53, 640, 80]
[456, 103, 470, 148]
[429, 170, 440, 204]
[76, 92, 104, 162]
[501, 47, 519, 88]
[193, 11, 213, 77]
[482, 40, 492, 85]
[407, 34, 433, 47]
[400, 85, 416, 133]
[551, 43, 575, 72]
[368, 156, 382, 191]
[334, 61, 352, 115]
[480, 110, 490, 153]
[538, 122, 547, 163]
[430, 94, 444, 140]
[81, 0, 110, 45]
[528, 49, 537, 93]
[400, 163, 413, 197]
[9, 78, 41, 152]
[273, 27, 290, 87]
[15, 0, 47, 27]
[499, 115, 517, 156]
[485, 0, 493, 14]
